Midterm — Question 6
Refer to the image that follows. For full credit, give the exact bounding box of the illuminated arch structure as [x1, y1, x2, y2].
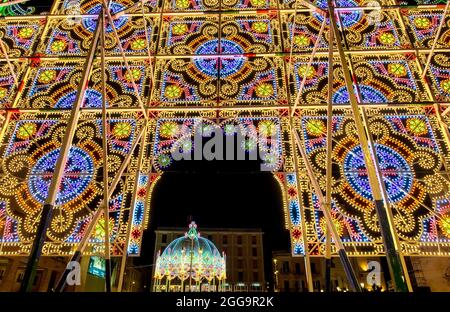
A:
[0, 0, 450, 290]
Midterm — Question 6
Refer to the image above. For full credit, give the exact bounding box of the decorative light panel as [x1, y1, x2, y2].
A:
[0, 61, 27, 108]
[18, 61, 149, 109]
[349, 55, 430, 104]
[421, 53, 450, 102]
[153, 56, 286, 107]
[340, 10, 410, 50]
[56, 0, 163, 14]
[158, 16, 220, 56]
[0, 20, 44, 57]
[40, 15, 159, 57]
[402, 9, 450, 48]
[297, 108, 450, 256]
[0, 112, 144, 256]
[280, 12, 329, 53]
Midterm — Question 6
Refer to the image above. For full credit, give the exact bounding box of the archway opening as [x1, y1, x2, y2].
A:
[138, 156, 290, 291]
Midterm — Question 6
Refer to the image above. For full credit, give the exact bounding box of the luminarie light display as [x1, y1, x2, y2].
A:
[0, 0, 449, 293]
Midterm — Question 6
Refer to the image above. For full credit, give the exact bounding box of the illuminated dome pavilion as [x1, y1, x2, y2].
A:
[153, 222, 226, 292]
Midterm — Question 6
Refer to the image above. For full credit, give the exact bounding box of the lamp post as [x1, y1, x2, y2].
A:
[273, 259, 279, 292]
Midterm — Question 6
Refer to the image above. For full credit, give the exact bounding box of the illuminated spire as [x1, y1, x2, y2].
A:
[186, 221, 199, 240]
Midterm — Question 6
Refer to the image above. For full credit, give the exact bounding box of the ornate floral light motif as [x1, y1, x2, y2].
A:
[18, 27, 34, 39]
[440, 216, 450, 239]
[38, 69, 57, 84]
[293, 34, 310, 47]
[124, 68, 142, 82]
[175, 0, 190, 9]
[130, 38, 146, 50]
[112, 122, 132, 139]
[0, 87, 6, 99]
[251, 21, 268, 33]
[378, 32, 396, 45]
[172, 23, 189, 35]
[250, 0, 266, 7]
[388, 63, 407, 77]
[153, 222, 226, 292]
[298, 64, 316, 79]
[258, 120, 277, 137]
[255, 83, 274, 98]
[414, 17, 431, 29]
[305, 119, 325, 137]
[319, 216, 345, 237]
[159, 121, 179, 138]
[50, 40, 67, 53]
[441, 79, 450, 94]
[2, 0, 450, 260]
[16, 122, 37, 140]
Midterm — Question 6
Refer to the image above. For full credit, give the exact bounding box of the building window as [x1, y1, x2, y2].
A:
[161, 234, 167, 243]
[282, 261, 290, 273]
[237, 247, 243, 257]
[253, 272, 259, 282]
[311, 263, 317, 274]
[237, 236, 242, 245]
[252, 259, 258, 269]
[0, 266, 6, 281]
[284, 281, 289, 292]
[16, 272, 24, 283]
[314, 280, 321, 291]
[238, 271, 244, 281]
[251, 236, 257, 245]
[252, 247, 257, 257]
[223, 235, 228, 245]
[237, 259, 244, 269]
[295, 263, 301, 274]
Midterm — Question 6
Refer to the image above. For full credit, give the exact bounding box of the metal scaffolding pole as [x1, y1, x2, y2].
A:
[292, 130, 362, 292]
[54, 125, 146, 292]
[327, 0, 408, 292]
[19, 10, 103, 293]
[325, 25, 334, 292]
[101, 8, 112, 293]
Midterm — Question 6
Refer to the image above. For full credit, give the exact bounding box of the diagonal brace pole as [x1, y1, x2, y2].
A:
[292, 129, 362, 292]
[19, 10, 103, 293]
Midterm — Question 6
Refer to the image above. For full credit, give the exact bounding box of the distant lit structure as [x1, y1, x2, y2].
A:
[153, 222, 226, 292]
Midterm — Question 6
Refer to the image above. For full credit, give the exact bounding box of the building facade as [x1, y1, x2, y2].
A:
[272, 252, 450, 292]
[0, 256, 68, 292]
[153, 227, 265, 291]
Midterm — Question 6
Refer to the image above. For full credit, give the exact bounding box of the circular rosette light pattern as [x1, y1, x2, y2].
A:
[329, 116, 440, 241]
